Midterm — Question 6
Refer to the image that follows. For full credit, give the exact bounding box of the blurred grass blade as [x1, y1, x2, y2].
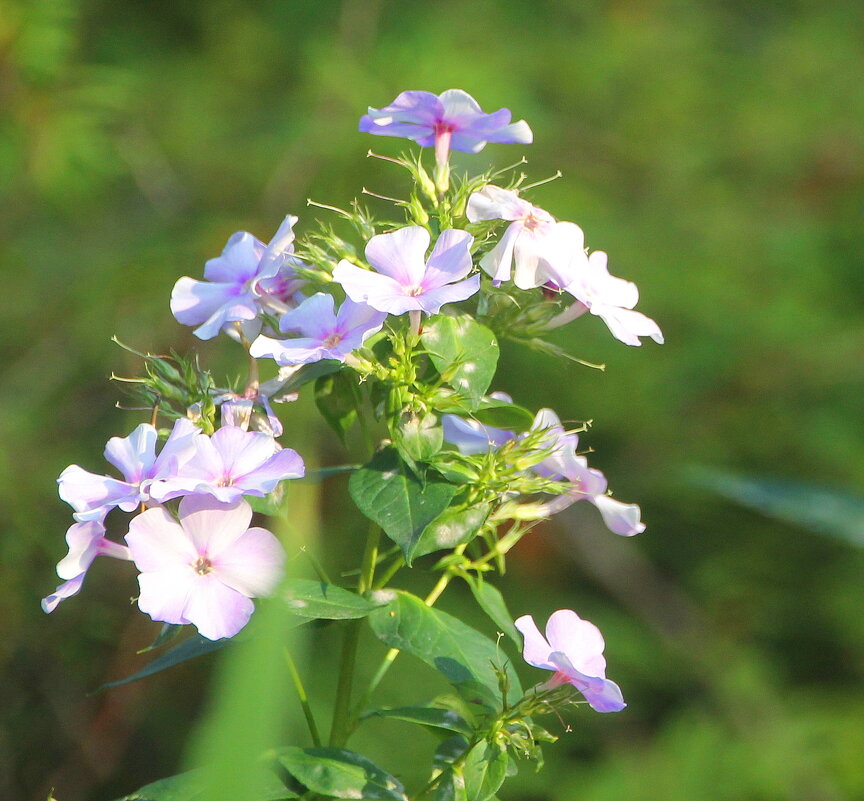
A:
[688, 466, 864, 546]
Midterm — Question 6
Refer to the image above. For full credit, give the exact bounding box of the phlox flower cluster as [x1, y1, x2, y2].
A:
[46, 417, 303, 639]
[46, 87, 663, 728]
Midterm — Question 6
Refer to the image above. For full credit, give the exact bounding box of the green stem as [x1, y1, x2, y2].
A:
[373, 555, 405, 589]
[328, 522, 381, 747]
[350, 549, 465, 720]
[283, 648, 322, 747]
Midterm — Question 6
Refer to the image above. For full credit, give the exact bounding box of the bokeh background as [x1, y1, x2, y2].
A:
[3, 1, 864, 799]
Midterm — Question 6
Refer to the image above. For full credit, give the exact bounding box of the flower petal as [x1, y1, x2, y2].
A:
[514, 614, 557, 670]
[545, 609, 607, 676]
[181, 574, 255, 640]
[590, 494, 646, 536]
[126, 506, 198, 572]
[204, 232, 265, 283]
[278, 293, 337, 339]
[136, 568, 196, 626]
[103, 424, 158, 483]
[177, 495, 253, 557]
[364, 226, 430, 286]
[214, 526, 285, 597]
[424, 228, 474, 287]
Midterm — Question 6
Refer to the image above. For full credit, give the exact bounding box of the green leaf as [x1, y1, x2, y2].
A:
[349, 447, 457, 563]
[398, 411, 444, 463]
[422, 315, 499, 405]
[463, 576, 520, 648]
[409, 503, 491, 563]
[315, 371, 358, 445]
[247, 480, 290, 517]
[275, 747, 407, 801]
[471, 400, 534, 432]
[368, 590, 522, 707]
[278, 359, 343, 393]
[282, 579, 387, 620]
[433, 737, 469, 801]
[98, 634, 232, 691]
[137, 623, 184, 654]
[462, 741, 508, 801]
[361, 706, 473, 737]
[114, 767, 297, 801]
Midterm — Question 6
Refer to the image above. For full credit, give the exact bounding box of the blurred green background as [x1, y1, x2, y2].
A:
[3, 0, 864, 799]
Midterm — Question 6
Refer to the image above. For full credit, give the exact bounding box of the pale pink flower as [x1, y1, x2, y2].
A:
[515, 609, 626, 713]
[125, 495, 285, 640]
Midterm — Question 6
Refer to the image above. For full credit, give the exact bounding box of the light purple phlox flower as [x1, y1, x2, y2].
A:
[466, 185, 588, 290]
[515, 609, 626, 713]
[527, 408, 645, 537]
[333, 227, 479, 317]
[42, 521, 131, 613]
[360, 89, 532, 166]
[249, 293, 386, 366]
[58, 418, 202, 523]
[548, 244, 664, 347]
[126, 495, 285, 640]
[171, 215, 307, 340]
[443, 404, 644, 536]
[151, 424, 304, 504]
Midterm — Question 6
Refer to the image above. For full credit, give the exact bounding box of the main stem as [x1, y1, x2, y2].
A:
[328, 522, 381, 747]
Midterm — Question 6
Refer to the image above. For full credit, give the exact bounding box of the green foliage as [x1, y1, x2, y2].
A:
[282, 579, 387, 619]
[368, 590, 522, 708]
[422, 316, 499, 407]
[349, 447, 458, 564]
[314, 371, 359, 446]
[360, 706, 473, 738]
[275, 747, 407, 801]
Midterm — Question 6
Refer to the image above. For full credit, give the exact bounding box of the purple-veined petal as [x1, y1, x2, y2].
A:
[213, 526, 285, 598]
[181, 574, 255, 640]
[514, 614, 558, 670]
[126, 506, 199, 572]
[103, 424, 158, 483]
[177, 495, 253, 557]
[364, 226, 430, 286]
[336, 297, 388, 338]
[590, 494, 646, 536]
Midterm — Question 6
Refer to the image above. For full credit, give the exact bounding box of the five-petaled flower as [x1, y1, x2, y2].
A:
[152, 425, 305, 504]
[466, 184, 587, 289]
[250, 293, 386, 366]
[333, 226, 479, 317]
[171, 215, 306, 340]
[360, 89, 532, 166]
[515, 609, 626, 713]
[126, 495, 285, 640]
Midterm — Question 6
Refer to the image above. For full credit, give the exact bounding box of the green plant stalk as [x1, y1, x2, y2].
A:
[283, 647, 322, 748]
[328, 521, 381, 747]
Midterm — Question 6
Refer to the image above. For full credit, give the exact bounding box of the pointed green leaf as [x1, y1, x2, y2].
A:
[349, 448, 457, 563]
[137, 623, 184, 654]
[398, 412, 444, 463]
[422, 316, 499, 405]
[98, 635, 232, 691]
[409, 503, 491, 563]
[463, 576, 520, 647]
[471, 400, 534, 432]
[360, 706, 473, 737]
[282, 579, 387, 620]
[462, 741, 508, 801]
[368, 590, 521, 707]
[275, 747, 407, 801]
[114, 767, 297, 801]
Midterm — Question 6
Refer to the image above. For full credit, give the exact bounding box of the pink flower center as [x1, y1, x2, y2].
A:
[217, 474, 235, 487]
[405, 285, 425, 297]
[523, 209, 553, 232]
[193, 557, 213, 576]
[322, 332, 343, 348]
